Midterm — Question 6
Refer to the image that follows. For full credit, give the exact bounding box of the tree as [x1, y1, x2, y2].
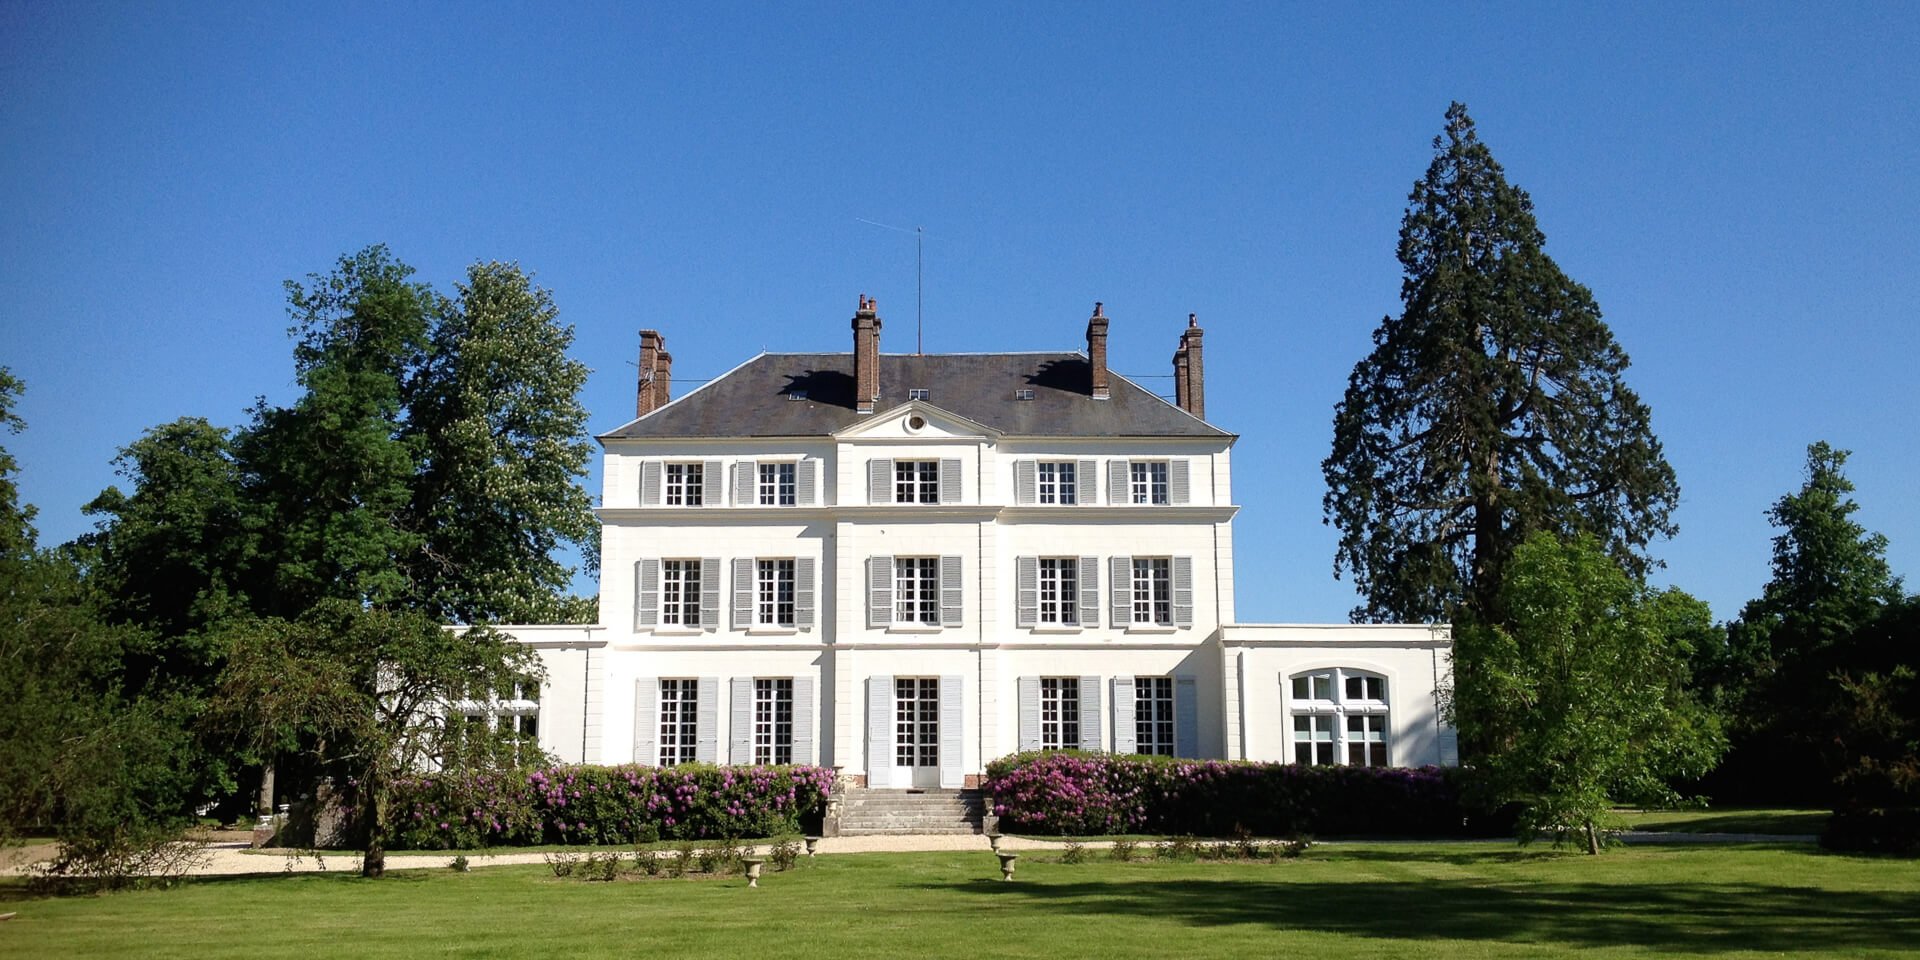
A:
[1324, 103, 1679, 625]
[1451, 531, 1724, 853]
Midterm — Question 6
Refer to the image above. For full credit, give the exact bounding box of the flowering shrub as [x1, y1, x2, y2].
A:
[984, 751, 1504, 837]
[387, 763, 834, 850]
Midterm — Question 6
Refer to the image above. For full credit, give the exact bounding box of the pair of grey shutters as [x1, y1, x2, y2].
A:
[1105, 458, 1191, 504]
[1106, 555, 1196, 627]
[1016, 676, 1105, 751]
[639, 460, 725, 506]
[730, 558, 816, 629]
[630, 677, 719, 765]
[868, 458, 963, 504]
[1012, 459, 1102, 504]
[866, 555, 963, 627]
[731, 459, 818, 506]
[1014, 556, 1102, 628]
[1108, 675, 1201, 758]
[865, 675, 963, 788]
[632, 558, 723, 630]
[727, 676, 816, 765]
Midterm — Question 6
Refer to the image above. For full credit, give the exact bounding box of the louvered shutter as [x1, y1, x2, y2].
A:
[1017, 676, 1041, 751]
[796, 459, 817, 505]
[702, 460, 724, 506]
[938, 676, 963, 788]
[1015, 557, 1038, 628]
[632, 679, 659, 765]
[1109, 459, 1130, 504]
[1110, 556, 1133, 627]
[634, 559, 659, 628]
[939, 458, 962, 504]
[729, 678, 754, 764]
[699, 558, 721, 632]
[1076, 459, 1097, 505]
[1014, 460, 1036, 504]
[791, 676, 816, 764]
[1173, 556, 1195, 627]
[867, 677, 893, 787]
[869, 458, 892, 504]
[735, 461, 757, 505]
[641, 461, 663, 506]
[940, 555, 963, 626]
[1078, 677, 1103, 751]
[1111, 677, 1137, 754]
[1078, 556, 1100, 627]
[695, 677, 720, 763]
[795, 558, 816, 628]
[1169, 459, 1190, 505]
[732, 559, 754, 628]
[868, 556, 894, 627]
[1174, 676, 1199, 758]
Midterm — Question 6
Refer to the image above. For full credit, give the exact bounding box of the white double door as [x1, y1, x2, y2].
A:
[892, 677, 942, 788]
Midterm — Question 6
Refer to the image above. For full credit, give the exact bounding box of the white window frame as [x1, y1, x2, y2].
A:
[1288, 668, 1390, 767]
[1129, 460, 1169, 505]
[895, 460, 940, 504]
[753, 678, 794, 765]
[665, 462, 704, 506]
[1037, 461, 1077, 505]
[660, 559, 702, 627]
[1038, 558, 1079, 625]
[658, 678, 700, 766]
[1039, 677, 1080, 750]
[1131, 557, 1172, 625]
[893, 557, 940, 625]
[1134, 676, 1176, 756]
[756, 559, 796, 627]
[758, 462, 797, 506]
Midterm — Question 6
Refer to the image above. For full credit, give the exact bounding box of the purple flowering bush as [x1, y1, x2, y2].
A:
[984, 751, 1501, 837]
[388, 764, 834, 850]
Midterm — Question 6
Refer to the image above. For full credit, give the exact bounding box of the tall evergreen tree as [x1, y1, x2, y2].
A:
[1324, 103, 1679, 624]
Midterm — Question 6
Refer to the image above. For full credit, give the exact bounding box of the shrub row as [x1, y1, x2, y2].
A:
[984, 751, 1506, 837]
[387, 763, 834, 850]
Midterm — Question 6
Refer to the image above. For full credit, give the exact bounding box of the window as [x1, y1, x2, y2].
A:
[661, 560, 702, 626]
[894, 557, 940, 625]
[1134, 677, 1176, 756]
[895, 460, 939, 503]
[753, 678, 794, 765]
[1131, 558, 1172, 625]
[658, 679, 699, 766]
[1040, 677, 1080, 750]
[1130, 461, 1169, 505]
[895, 678, 940, 767]
[758, 462, 796, 505]
[908, 387, 930, 400]
[449, 678, 540, 765]
[1014, 388, 1034, 401]
[665, 462, 704, 505]
[756, 560, 796, 627]
[1038, 558, 1079, 625]
[1037, 461, 1077, 505]
[1289, 668, 1389, 767]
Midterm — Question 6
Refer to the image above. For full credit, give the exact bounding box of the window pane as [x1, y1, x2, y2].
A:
[1291, 676, 1309, 700]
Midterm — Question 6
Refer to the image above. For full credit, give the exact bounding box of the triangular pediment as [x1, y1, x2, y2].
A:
[833, 400, 1000, 441]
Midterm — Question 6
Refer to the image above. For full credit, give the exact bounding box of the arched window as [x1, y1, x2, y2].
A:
[1287, 668, 1389, 767]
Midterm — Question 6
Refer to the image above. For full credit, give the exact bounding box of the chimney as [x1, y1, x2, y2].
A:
[1176, 313, 1205, 419]
[1173, 342, 1190, 411]
[636, 329, 667, 417]
[852, 294, 882, 414]
[1086, 302, 1110, 400]
[656, 347, 672, 409]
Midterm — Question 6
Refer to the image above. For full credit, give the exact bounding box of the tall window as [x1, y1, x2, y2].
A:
[1129, 461, 1169, 505]
[759, 462, 796, 505]
[1038, 558, 1079, 625]
[757, 560, 796, 627]
[665, 463, 704, 505]
[1037, 461, 1077, 504]
[753, 678, 794, 765]
[1040, 677, 1080, 750]
[894, 557, 940, 625]
[1131, 558, 1172, 625]
[895, 460, 939, 503]
[1134, 677, 1175, 756]
[661, 560, 702, 626]
[1289, 668, 1389, 767]
[658, 679, 699, 765]
[895, 678, 940, 767]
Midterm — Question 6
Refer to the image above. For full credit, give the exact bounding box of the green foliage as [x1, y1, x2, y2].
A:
[1108, 838, 1136, 861]
[1451, 531, 1724, 852]
[1820, 597, 1920, 854]
[1324, 103, 1678, 624]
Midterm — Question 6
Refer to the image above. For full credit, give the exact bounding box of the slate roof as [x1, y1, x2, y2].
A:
[601, 352, 1229, 440]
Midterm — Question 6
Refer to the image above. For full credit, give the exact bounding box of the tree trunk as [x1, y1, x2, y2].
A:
[1584, 818, 1600, 856]
[256, 762, 276, 817]
[361, 775, 388, 878]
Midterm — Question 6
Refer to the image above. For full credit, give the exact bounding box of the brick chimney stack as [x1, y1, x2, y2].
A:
[1086, 302, 1110, 400]
[852, 294, 882, 414]
[1173, 343, 1191, 412]
[1173, 313, 1205, 419]
[636, 329, 671, 417]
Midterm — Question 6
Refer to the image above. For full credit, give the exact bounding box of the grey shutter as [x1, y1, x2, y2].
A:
[938, 675, 963, 788]
[1108, 459, 1130, 504]
[796, 459, 817, 506]
[867, 676, 892, 787]
[634, 559, 659, 628]
[1110, 556, 1133, 626]
[735, 461, 757, 505]
[940, 555, 963, 626]
[869, 458, 892, 504]
[791, 676, 816, 765]
[1169, 459, 1190, 505]
[1078, 556, 1100, 627]
[939, 458, 962, 504]
[1015, 556, 1039, 628]
[1014, 460, 1036, 504]
[702, 460, 724, 506]
[868, 556, 894, 627]
[1438, 728, 1459, 766]
[1078, 677, 1103, 751]
[732, 558, 754, 628]
[641, 461, 663, 506]
[1017, 676, 1041, 751]
[1174, 676, 1199, 758]
[1111, 676, 1137, 754]
[1173, 555, 1195, 627]
[1076, 459, 1097, 505]
[695, 677, 720, 763]
[730, 678, 754, 764]
[632, 678, 659, 765]
[699, 558, 721, 632]
[795, 557, 816, 628]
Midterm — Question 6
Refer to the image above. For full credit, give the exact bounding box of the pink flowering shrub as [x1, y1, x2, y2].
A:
[389, 763, 834, 850]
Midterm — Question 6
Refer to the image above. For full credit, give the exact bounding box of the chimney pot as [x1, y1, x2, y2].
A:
[1176, 315, 1205, 420]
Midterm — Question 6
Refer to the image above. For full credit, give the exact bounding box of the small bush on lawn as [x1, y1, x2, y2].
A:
[768, 837, 801, 871]
[1109, 839, 1137, 862]
[1060, 841, 1086, 864]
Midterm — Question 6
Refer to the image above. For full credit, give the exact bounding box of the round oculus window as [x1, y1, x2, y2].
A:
[906, 414, 927, 431]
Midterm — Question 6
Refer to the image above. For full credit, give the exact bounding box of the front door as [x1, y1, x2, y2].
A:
[893, 678, 940, 788]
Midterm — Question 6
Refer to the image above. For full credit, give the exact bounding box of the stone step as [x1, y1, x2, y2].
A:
[835, 825, 983, 835]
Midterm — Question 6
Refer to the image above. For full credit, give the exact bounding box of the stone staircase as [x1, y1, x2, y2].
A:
[835, 788, 986, 836]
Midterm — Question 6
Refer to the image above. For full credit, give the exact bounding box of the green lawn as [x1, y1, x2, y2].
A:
[1614, 807, 1830, 835]
[4, 844, 1917, 959]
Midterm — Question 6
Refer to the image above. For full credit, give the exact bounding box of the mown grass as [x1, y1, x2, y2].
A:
[1613, 807, 1829, 835]
[4, 844, 1916, 959]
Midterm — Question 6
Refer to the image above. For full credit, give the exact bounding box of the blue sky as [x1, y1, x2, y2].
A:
[2, 3, 1915, 623]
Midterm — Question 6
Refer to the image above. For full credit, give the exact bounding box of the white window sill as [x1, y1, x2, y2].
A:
[652, 627, 706, 637]
[1028, 625, 1083, 634]
[886, 624, 946, 634]
[746, 626, 801, 636]
[1125, 624, 1180, 634]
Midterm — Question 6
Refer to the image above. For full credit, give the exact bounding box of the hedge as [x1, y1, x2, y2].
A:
[984, 751, 1506, 837]
[387, 763, 834, 850]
